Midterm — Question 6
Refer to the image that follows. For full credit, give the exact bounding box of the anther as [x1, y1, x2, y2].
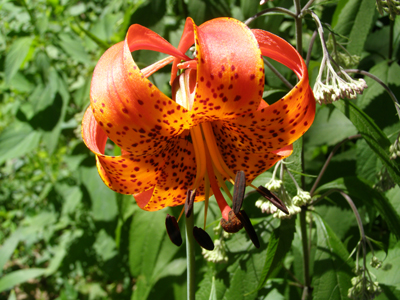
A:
[185, 189, 196, 218]
[237, 210, 260, 248]
[232, 170, 246, 215]
[257, 186, 289, 215]
[220, 210, 244, 233]
[193, 226, 214, 250]
[165, 214, 182, 247]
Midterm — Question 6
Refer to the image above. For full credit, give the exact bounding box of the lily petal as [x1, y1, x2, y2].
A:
[216, 132, 292, 183]
[82, 107, 164, 194]
[191, 18, 265, 123]
[133, 136, 206, 211]
[90, 26, 191, 156]
[216, 30, 316, 153]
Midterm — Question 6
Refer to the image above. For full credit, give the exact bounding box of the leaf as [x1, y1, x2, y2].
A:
[197, 269, 226, 300]
[93, 229, 117, 261]
[255, 217, 295, 291]
[58, 33, 90, 64]
[312, 214, 354, 300]
[0, 269, 47, 292]
[356, 61, 400, 110]
[129, 209, 172, 300]
[0, 122, 41, 165]
[306, 106, 357, 147]
[4, 36, 34, 85]
[316, 177, 400, 239]
[386, 185, 400, 217]
[332, 0, 362, 37]
[334, 100, 400, 185]
[346, 0, 376, 56]
[80, 166, 118, 221]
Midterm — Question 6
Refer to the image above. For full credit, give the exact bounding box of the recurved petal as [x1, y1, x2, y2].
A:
[132, 136, 207, 211]
[217, 30, 315, 153]
[82, 107, 164, 194]
[217, 138, 292, 183]
[191, 18, 265, 123]
[90, 25, 190, 156]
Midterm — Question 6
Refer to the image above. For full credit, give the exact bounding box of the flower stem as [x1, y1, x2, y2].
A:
[186, 212, 196, 300]
[294, 0, 303, 55]
[300, 209, 311, 300]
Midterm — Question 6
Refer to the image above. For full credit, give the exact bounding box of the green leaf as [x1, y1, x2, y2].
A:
[306, 106, 357, 147]
[93, 229, 118, 261]
[333, 0, 362, 37]
[7, 290, 16, 300]
[80, 166, 118, 221]
[130, 209, 176, 300]
[255, 218, 295, 291]
[58, 33, 90, 64]
[346, 0, 376, 56]
[316, 177, 400, 239]
[356, 62, 400, 110]
[312, 214, 354, 300]
[334, 100, 400, 185]
[0, 269, 47, 292]
[0, 122, 41, 165]
[386, 185, 400, 217]
[4, 36, 34, 85]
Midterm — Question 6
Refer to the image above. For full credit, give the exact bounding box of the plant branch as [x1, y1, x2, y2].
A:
[342, 69, 400, 119]
[310, 134, 361, 197]
[263, 58, 294, 89]
[306, 30, 318, 68]
[244, 7, 297, 25]
[294, 0, 303, 55]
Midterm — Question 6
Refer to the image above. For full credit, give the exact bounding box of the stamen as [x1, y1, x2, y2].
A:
[177, 60, 198, 70]
[203, 173, 210, 230]
[165, 214, 182, 246]
[193, 226, 214, 250]
[237, 210, 260, 248]
[256, 185, 289, 214]
[185, 189, 196, 218]
[190, 126, 206, 190]
[205, 147, 231, 221]
[232, 171, 246, 214]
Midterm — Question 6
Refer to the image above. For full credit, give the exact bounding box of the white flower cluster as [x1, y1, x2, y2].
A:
[348, 273, 381, 299]
[313, 59, 368, 105]
[370, 256, 383, 269]
[202, 239, 228, 263]
[376, 0, 400, 20]
[256, 178, 312, 219]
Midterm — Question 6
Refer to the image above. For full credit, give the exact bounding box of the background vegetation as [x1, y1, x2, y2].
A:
[0, 0, 399, 299]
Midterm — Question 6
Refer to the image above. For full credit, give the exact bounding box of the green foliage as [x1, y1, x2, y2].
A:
[0, 0, 399, 299]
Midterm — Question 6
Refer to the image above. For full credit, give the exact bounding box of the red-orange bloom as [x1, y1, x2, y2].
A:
[82, 18, 315, 223]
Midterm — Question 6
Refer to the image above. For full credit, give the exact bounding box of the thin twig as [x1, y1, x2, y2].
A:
[310, 134, 361, 197]
[342, 69, 400, 119]
[244, 7, 297, 25]
[263, 58, 294, 90]
[306, 31, 318, 68]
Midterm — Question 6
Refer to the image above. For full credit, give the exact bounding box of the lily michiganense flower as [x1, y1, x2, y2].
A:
[82, 17, 315, 248]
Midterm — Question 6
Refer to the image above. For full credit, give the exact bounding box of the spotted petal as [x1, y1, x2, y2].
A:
[173, 18, 265, 123]
[90, 25, 191, 156]
[217, 30, 316, 153]
[82, 107, 165, 194]
[132, 136, 207, 211]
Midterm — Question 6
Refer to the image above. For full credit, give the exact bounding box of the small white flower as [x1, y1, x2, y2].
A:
[292, 190, 312, 206]
[202, 239, 228, 263]
[265, 178, 283, 192]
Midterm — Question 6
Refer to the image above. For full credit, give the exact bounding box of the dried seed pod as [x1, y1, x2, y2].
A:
[193, 226, 214, 250]
[165, 214, 182, 246]
[185, 189, 196, 218]
[232, 170, 246, 214]
[257, 186, 289, 214]
[237, 210, 260, 248]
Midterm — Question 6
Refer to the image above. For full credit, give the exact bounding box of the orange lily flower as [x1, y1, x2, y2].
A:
[82, 17, 315, 242]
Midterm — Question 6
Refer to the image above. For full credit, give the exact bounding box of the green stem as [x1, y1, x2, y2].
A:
[294, 0, 303, 55]
[300, 209, 311, 300]
[186, 212, 196, 300]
